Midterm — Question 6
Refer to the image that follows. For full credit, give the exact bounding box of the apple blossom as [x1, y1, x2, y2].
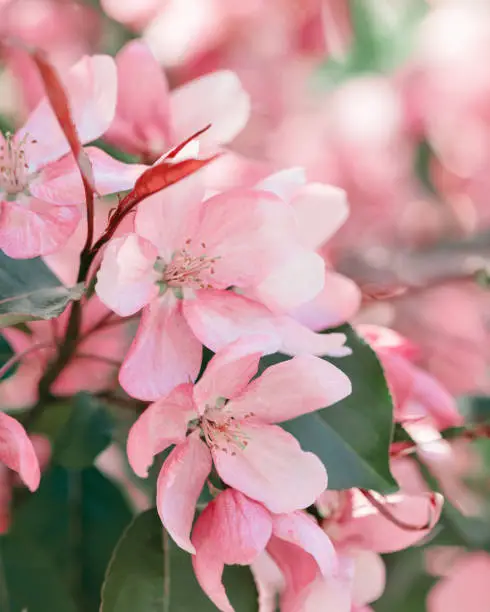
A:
[191, 488, 337, 612]
[127, 338, 351, 550]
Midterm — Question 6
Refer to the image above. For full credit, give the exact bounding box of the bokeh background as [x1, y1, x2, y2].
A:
[2, 1, 490, 610]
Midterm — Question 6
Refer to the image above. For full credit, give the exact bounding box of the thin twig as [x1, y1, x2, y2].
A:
[0, 342, 53, 380]
[360, 489, 434, 531]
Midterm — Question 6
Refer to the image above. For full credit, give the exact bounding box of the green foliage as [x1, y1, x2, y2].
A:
[101, 509, 258, 612]
[316, 0, 427, 86]
[259, 324, 397, 493]
[7, 466, 133, 611]
[0, 252, 84, 326]
[374, 548, 437, 612]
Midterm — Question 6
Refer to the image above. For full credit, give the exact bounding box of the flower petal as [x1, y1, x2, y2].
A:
[193, 189, 298, 289]
[119, 294, 202, 400]
[351, 549, 386, 607]
[336, 490, 444, 553]
[292, 270, 361, 331]
[0, 412, 40, 491]
[0, 196, 80, 258]
[183, 289, 351, 357]
[95, 234, 159, 317]
[135, 171, 204, 260]
[256, 168, 307, 205]
[170, 71, 250, 150]
[290, 183, 349, 250]
[252, 249, 326, 313]
[127, 383, 195, 478]
[272, 512, 337, 577]
[227, 355, 351, 424]
[106, 40, 172, 156]
[193, 338, 263, 413]
[192, 489, 272, 612]
[32, 148, 147, 205]
[18, 55, 117, 170]
[157, 432, 212, 553]
[213, 423, 328, 513]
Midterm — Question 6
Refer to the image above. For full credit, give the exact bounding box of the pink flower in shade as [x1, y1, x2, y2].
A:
[428, 551, 490, 612]
[127, 338, 352, 552]
[190, 488, 338, 612]
[104, 40, 250, 161]
[0, 54, 117, 258]
[96, 171, 350, 400]
[0, 296, 130, 410]
[0, 412, 42, 495]
[254, 459, 443, 612]
[357, 325, 463, 431]
[0, 432, 50, 533]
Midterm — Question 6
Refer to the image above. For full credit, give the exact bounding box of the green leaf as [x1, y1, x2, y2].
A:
[11, 466, 133, 610]
[101, 509, 258, 612]
[0, 533, 77, 612]
[374, 547, 437, 612]
[0, 334, 15, 381]
[0, 252, 84, 326]
[54, 392, 114, 469]
[260, 324, 397, 492]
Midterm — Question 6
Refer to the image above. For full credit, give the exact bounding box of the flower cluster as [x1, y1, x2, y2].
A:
[2, 2, 489, 608]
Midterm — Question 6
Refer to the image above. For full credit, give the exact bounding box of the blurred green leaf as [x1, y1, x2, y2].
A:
[54, 392, 114, 469]
[374, 547, 437, 612]
[317, 0, 428, 85]
[0, 534, 77, 612]
[259, 324, 397, 492]
[11, 466, 133, 610]
[101, 509, 258, 612]
[0, 253, 84, 326]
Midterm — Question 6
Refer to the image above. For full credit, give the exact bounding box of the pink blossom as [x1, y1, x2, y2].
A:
[0, 412, 42, 493]
[256, 460, 443, 611]
[191, 488, 337, 612]
[0, 432, 49, 533]
[127, 338, 351, 551]
[428, 552, 490, 612]
[0, 296, 130, 410]
[96, 170, 350, 400]
[0, 54, 117, 258]
[104, 40, 250, 161]
[252, 167, 361, 325]
[357, 324, 463, 430]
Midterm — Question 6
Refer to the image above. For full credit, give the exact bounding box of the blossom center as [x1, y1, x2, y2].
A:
[155, 239, 218, 294]
[0, 133, 34, 195]
[200, 401, 253, 456]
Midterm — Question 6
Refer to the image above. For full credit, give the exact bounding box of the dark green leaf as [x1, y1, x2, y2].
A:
[11, 466, 133, 610]
[0, 534, 77, 612]
[374, 547, 437, 612]
[54, 392, 114, 468]
[0, 252, 84, 326]
[260, 324, 397, 492]
[0, 334, 15, 381]
[101, 509, 258, 612]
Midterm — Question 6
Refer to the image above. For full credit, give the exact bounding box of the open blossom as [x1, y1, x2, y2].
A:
[0, 54, 116, 258]
[96, 167, 350, 400]
[191, 488, 337, 612]
[0, 411, 41, 494]
[127, 338, 351, 551]
[105, 40, 250, 160]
